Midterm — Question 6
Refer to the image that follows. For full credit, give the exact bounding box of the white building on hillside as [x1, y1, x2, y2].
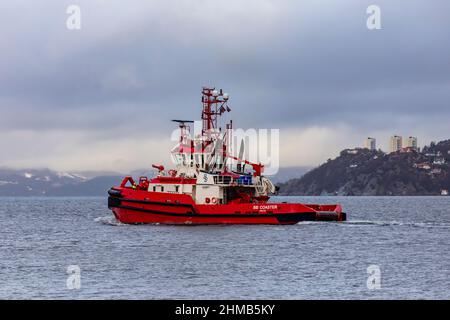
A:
[405, 136, 418, 151]
[364, 137, 376, 150]
[390, 135, 402, 153]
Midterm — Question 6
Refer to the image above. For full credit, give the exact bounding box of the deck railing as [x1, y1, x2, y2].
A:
[213, 176, 253, 186]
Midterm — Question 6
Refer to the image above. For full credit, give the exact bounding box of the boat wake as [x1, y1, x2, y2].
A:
[296, 221, 322, 225]
[94, 215, 126, 226]
[341, 220, 450, 228]
[93, 216, 449, 228]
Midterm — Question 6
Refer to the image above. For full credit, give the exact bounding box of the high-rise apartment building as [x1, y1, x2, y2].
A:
[364, 137, 376, 150]
[405, 136, 418, 151]
[390, 135, 402, 153]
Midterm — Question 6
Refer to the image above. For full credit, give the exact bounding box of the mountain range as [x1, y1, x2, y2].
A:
[6, 137, 450, 198]
[0, 166, 309, 196]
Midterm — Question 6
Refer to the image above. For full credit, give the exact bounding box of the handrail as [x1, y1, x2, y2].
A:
[213, 175, 253, 186]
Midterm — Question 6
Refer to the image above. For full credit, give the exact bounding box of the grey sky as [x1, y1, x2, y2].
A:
[0, 0, 449, 172]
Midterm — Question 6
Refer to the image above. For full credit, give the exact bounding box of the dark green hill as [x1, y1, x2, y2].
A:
[278, 140, 450, 196]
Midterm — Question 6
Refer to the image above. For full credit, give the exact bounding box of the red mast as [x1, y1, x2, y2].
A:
[201, 87, 230, 137]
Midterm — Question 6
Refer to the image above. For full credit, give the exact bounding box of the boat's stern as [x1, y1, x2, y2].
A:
[305, 204, 346, 221]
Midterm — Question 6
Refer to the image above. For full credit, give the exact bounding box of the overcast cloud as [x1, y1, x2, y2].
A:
[0, 0, 449, 172]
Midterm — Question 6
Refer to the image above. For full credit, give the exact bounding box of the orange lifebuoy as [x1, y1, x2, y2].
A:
[211, 197, 218, 204]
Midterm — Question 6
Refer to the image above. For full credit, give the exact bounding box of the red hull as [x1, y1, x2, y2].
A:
[108, 188, 346, 225]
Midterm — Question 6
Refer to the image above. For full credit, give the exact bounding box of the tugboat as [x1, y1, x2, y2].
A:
[108, 87, 346, 225]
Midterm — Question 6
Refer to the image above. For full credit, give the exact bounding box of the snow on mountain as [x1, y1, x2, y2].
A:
[56, 172, 87, 181]
[0, 168, 122, 196]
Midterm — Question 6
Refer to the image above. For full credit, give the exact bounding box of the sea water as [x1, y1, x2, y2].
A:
[0, 196, 449, 299]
